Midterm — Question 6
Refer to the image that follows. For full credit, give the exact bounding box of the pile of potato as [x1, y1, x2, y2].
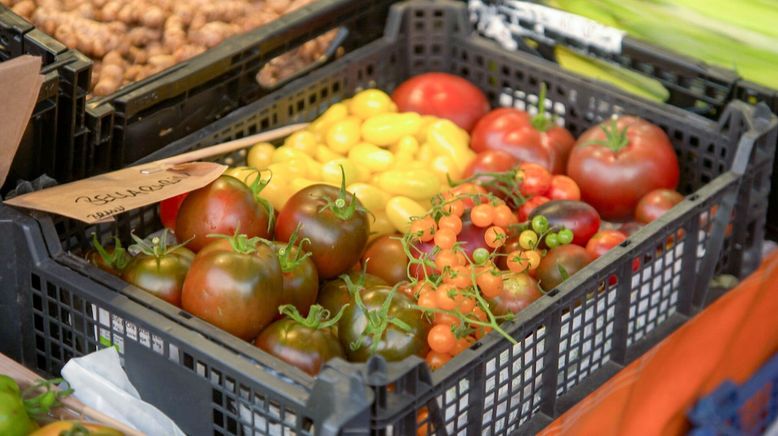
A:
[2, 0, 334, 96]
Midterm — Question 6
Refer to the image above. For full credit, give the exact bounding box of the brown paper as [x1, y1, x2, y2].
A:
[5, 161, 226, 223]
[0, 55, 44, 186]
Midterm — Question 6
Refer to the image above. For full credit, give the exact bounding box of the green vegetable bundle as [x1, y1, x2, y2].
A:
[545, 0, 778, 89]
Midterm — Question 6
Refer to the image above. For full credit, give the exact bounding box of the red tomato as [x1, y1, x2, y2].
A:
[548, 175, 580, 201]
[463, 150, 519, 198]
[470, 108, 575, 174]
[518, 196, 550, 222]
[530, 200, 601, 247]
[585, 230, 627, 258]
[159, 193, 188, 231]
[517, 163, 552, 197]
[176, 176, 273, 252]
[362, 235, 409, 285]
[567, 116, 680, 221]
[391, 73, 489, 132]
[635, 189, 684, 224]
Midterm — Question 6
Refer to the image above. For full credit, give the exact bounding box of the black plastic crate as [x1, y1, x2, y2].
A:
[468, 0, 778, 241]
[2, 1, 777, 434]
[84, 0, 396, 176]
[0, 5, 91, 194]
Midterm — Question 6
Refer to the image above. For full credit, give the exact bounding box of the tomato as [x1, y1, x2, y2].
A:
[462, 150, 519, 197]
[391, 72, 489, 132]
[276, 183, 370, 279]
[176, 175, 273, 252]
[339, 286, 430, 362]
[317, 272, 387, 316]
[517, 196, 550, 222]
[635, 189, 684, 224]
[517, 162, 552, 197]
[530, 200, 601, 246]
[30, 421, 123, 436]
[585, 230, 627, 258]
[548, 175, 581, 201]
[362, 235, 409, 285]
[487, 272, 542, 316]
[470, 107, 575, 174]
[159, 192, 188, 231]
[536, 245, 594, 291]
[255, 305, 344, 376]
[274, 239, 318, 317]
[409, 217, 489, 279]
[85, 234, 130, 276]
[181, 236, 283, 340]
[567, 116, 680, 220]
[121, 235, 194, 307]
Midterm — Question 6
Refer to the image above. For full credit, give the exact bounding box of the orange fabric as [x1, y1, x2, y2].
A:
[539, 251, 778, 436]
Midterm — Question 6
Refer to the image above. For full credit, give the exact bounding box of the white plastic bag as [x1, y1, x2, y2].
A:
[61, 347, 185, 436]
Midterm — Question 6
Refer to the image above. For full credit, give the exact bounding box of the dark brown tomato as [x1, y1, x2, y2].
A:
[536, 245, 594, 291]
[175, 175, 272, 252]
[530, 200, 601, 247]
[255, 319, 344, 376]
[122, 246, 194, 307]
[487, 272, 542, 316]
[274, 243, 319, 317]
[317, 272, 387, 315]
[276, 184, 370, 279]
[361, 235, 409, 285]
[338, 286, 430, 362]
[181, 237, 283, 340]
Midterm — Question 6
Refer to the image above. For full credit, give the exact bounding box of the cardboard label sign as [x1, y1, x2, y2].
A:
[0, 55, 44, 187]
[5, 161, 226, 223]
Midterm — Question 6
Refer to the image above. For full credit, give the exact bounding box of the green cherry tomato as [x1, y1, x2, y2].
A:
[545, 233, 559, 249]
[472, 248, 490, 265]
[531, 215, 549, 234]
[557, 229, 574, 245]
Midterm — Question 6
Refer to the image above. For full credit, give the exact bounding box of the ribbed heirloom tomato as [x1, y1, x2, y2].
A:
[567, 116, 680, 221]
[470, 107, 575, 174]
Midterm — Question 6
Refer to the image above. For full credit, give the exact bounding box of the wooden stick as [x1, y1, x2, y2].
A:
[154, 122, 309, 166]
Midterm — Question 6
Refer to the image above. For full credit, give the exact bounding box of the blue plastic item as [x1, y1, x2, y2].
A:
[689, 353, 778, 435]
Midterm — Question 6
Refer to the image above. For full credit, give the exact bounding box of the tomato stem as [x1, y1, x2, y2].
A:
[207, 226, 267, 255]
[276, 223, 313, 273]
[90, 233, 130, 271]
[129, 230, 192, 268]
[530, 83, 554, 132]
[446, 170, 527, 208]
[22, 377, 73, 418]
[244, 168, 276, 234]
[586, 116, 630, 152]
[319, 165, 366, 221]
[279, 304, 347, 330]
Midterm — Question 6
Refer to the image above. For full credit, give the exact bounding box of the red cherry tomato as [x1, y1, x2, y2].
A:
[567, 116, 680, 220]
[391, 73, 489, 132]
[585, 230, 628, 258]
[516, 163, 552, 197]
[470, 107, 574, 174]
[159, 193, 188, 231]
[634, 189, 684, 224]
[518, 196, 550, 222]
[548, 175, 581, 201]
